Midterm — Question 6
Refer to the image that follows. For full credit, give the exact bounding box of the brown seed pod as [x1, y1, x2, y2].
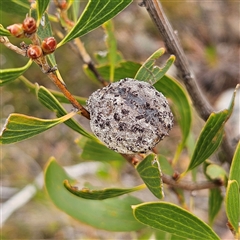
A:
[22, 17, 37, 34]
[7, 24, 24, 38]
[41, 37, 57, 54]
[87, 78, 174, 154]
[27, 45, 42, 59]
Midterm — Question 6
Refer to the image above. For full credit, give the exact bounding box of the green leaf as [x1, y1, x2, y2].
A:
[158, 155, 174, 175]
[58, 0, 132, 47]
[186, 83, 238, 172]
[135, 48, 175, 85]
[0, 60, 32, 86]
[77, 137, 125, 161]
[0, 25, 11, 36]
[229, 142, 240, 187]
[132, 202, 220, 240]
[186, 111, 228, 172]
[206, 164, 227, 183]
[84, 61, 141, 83]
[36, 0, 50, 22]
[208, 188, 223, 226]
[37, 13, 58, 70]
[225, 180, 240, 232]
[154, 75, 192, 162]
[71, 0, 80, 22]
[45, 158, 144, 231]
[0, 0, 29, 16]
[37, 86, 97, 140]
[0, 111, 76, 144]
[64, 179, 145, 200]
[136, 153, 164, 199]
[102, 20, 117, 82]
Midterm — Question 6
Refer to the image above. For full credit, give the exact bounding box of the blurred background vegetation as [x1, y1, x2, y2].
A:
[1, 1, 239, 239]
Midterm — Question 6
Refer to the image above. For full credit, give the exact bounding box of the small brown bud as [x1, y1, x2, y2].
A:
[27, 45, 42, 59]
[22, 17, 37, 34]
[41, 37, 57, 54]
[7, 24, 24, 38]
[58, 0, 68, 10]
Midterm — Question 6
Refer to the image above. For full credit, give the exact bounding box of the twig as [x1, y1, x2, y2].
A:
[141, 0, 234, 162]
[162, 174, 220, 191]
[72, 38, 108, 86]
[47, 72, 90, 119]
[141, 0, 212, 120]
[0, 36, 26, 56]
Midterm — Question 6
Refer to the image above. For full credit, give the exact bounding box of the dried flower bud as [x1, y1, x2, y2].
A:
[7, 23, 24, 38]
[22, 17, 37, 34]
[87, 78, 174, 154]
[27, 45, 42, 59]
[58, 0, 68, 10]
[41, 37, 57, 54]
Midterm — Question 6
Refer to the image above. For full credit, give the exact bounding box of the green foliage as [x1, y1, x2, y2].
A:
[0, 60, 32, 86]
[136, 153, 164, 199]
[37, 86, 96, 140]
[0, 25, 11, 36]
[64, 179, 145, 200]
[0, 0, 29, 16]
[0, 111, 76, 144]
[225, 180, 240, 232]
[36, 0, 50, 22]
[58, 0, 132, 47]
[45, 158, 144, 231]
[208, 188, 223, 226]
[1, 0, 239, 239]
[132, 202, 220, 239]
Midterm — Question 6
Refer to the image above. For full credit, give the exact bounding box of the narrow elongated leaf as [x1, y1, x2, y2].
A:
[135, 48, 175, 85]
[208, 188, 223, 226]
[77, 137, 125, 161]
[0, 60, 32, 86]
[102, 20, 117, 82]
[187, 85, 238, 172]
[136, 154, 164, 199]
[36, 0, 50, 22]
[132, 202, 220, 240]
[0, 25, 11, 36]
[0, 0, 29, 16]
[58, 0, 132, 47]
[64, 180, 145, 200]
[154, 76, 192, 161]
[225, 180, 240, 232]
[229, 142, 240, 187]
[45, 158, 144, 231]
[37, 86, 97, 140]
[0, 111, 76, 144]
[186, 110, 230, 172]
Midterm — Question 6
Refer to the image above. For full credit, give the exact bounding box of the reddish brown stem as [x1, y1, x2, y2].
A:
[48, 72, 90, 119]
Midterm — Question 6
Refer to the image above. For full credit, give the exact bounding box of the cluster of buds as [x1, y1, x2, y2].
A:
[7, 17, 37, 38]
[27, 37, 57, 59]
[7, 16, 57, 60]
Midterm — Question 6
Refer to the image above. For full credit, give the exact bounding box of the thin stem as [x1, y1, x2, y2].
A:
[142, 0, 212, 120]
[0, 36, 26, 56]
[162, 174, 220, 191]
[141, 0, 234, 162]
[47, 72, 90, 119]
